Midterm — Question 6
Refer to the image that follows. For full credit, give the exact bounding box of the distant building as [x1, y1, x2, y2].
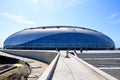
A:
[4, 26, 115, 50]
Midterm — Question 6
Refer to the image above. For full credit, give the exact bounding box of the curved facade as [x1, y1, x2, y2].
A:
[4, 26, 115, 50]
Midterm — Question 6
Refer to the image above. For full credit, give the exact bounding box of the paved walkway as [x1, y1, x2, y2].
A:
[51, 51, 117, 80]
[0, 50, 118, 80]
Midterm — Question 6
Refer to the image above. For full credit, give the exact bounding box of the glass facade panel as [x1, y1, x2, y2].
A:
[4, 26, 115, 50]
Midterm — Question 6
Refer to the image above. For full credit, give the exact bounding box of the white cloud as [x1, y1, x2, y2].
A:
[32, 0, 39, 6]
[108, 13, 120, 24]
[64, 0, 78, 8]
[32, 0, 38, 3]
[32, 0, 90, 11]
[0, 12, 34, 24]
[109, 13, 120, 19]
[31, 0, 93, 14]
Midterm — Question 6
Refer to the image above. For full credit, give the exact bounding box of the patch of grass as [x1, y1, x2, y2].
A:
[18, 61, 25, 65]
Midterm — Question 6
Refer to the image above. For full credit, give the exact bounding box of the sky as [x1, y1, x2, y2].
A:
[0, 0, 120, 48]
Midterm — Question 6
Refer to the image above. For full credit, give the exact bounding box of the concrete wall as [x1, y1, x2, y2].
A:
[39, 53, 60, 80]
[2, 50, 58, 64]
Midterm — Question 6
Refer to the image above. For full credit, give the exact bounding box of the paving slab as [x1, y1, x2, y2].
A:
[51, 51, 117, 80]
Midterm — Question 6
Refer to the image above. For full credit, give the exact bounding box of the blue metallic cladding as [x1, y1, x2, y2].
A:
[19, 33, 113, 49]
[4, 26, 115, 50]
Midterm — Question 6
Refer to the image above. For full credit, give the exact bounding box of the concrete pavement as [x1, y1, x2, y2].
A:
[77, 50, 120, 79]
[51, 51, 117, 80]
[1, 50, 119, 80]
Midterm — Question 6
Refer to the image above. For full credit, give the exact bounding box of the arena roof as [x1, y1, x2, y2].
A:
[25, 26, 99, 33]
[4, 26, 115, 50]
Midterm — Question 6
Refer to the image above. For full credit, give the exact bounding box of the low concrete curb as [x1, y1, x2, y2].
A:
[38, 53, 60, 80]
[71, 54, 118, 80]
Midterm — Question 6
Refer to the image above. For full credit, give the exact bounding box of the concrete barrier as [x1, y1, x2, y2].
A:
[1, 50, 58, 64]
[70, 54, 118, 80]
[38, 53, 60, 80]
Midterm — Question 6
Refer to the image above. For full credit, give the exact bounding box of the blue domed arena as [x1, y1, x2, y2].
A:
[4, 26, 115, 50]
